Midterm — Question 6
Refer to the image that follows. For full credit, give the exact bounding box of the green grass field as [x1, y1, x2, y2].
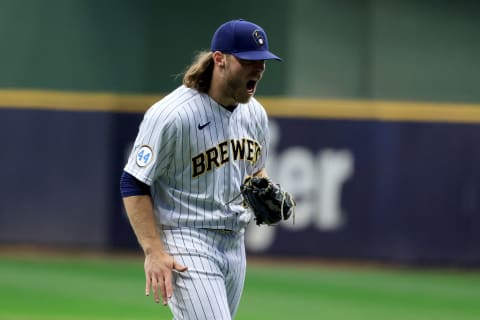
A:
[1, 254, 479, 320]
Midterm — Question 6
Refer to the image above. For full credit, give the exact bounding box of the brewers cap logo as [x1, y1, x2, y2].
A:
[136, 145, 154, 167]
[252, 30, 265, 47]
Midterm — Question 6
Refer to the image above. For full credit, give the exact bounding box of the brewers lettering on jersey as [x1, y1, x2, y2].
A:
[191, 137, 262, 178]
[120, 19, 283, 320]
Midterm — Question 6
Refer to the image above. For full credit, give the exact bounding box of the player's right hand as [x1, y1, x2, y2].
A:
[144, 252, 188, 305]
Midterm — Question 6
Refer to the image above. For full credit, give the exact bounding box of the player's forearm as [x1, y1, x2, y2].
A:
[122, 195, 165, 255]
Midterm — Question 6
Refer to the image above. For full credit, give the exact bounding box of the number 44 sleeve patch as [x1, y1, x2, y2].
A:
[136, 145, 154, 167]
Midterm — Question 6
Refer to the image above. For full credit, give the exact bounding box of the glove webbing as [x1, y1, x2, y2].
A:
[280, 188, 295, 224]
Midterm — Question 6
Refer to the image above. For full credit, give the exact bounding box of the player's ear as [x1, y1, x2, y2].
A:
[212, 51, 226, 67]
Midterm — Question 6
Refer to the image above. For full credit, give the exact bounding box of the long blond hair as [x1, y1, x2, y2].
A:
[182, 51, 214, 93]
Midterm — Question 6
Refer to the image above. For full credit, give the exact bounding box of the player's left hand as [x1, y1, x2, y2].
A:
[144, 251, 188, 305]
[240, 176, 295, 225]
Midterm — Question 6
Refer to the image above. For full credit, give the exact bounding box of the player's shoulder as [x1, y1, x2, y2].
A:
[241, 97, 269, 120]
[143, 86, 200, 121]
[250, 97, 267, 112]
[149, 86, 199, 111]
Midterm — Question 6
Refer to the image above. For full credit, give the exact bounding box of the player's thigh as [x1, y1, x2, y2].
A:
[169, 254, 231, 320]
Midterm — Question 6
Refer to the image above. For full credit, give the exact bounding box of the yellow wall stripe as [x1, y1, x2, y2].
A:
[1, 89, 480, 124]
[0, 89, 161, 113]
[259, 98, 480, 123]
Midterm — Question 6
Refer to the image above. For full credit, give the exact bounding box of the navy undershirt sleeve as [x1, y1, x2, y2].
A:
[120, 170, 151, 197]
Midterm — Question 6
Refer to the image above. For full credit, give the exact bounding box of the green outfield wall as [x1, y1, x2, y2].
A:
[1, 0, 479, 102]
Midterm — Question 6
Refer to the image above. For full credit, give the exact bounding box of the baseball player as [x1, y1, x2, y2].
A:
[120, 19, 282, 319]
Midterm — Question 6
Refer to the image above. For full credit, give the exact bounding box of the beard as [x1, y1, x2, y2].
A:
[225, 76, 254, 104]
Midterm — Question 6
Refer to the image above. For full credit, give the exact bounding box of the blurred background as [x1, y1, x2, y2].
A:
[1, 0, 480, 275]
[1, 1, 480, 319]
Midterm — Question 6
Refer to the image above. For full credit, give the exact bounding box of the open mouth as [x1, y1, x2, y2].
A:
[246, 80, 257, 94]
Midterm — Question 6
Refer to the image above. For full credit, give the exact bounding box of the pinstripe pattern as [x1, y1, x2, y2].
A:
[124, 85, 269, 319]
[124, 85, 269, 231]
[161, 227, 246, 320]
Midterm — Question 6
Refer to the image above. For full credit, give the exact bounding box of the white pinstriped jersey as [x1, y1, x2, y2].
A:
[124, 85, 269, 231]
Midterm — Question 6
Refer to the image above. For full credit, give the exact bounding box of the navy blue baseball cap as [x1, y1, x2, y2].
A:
[211, 19, 282, 61]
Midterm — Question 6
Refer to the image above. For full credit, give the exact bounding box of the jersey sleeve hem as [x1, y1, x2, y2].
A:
[123, 167, 154, 186]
